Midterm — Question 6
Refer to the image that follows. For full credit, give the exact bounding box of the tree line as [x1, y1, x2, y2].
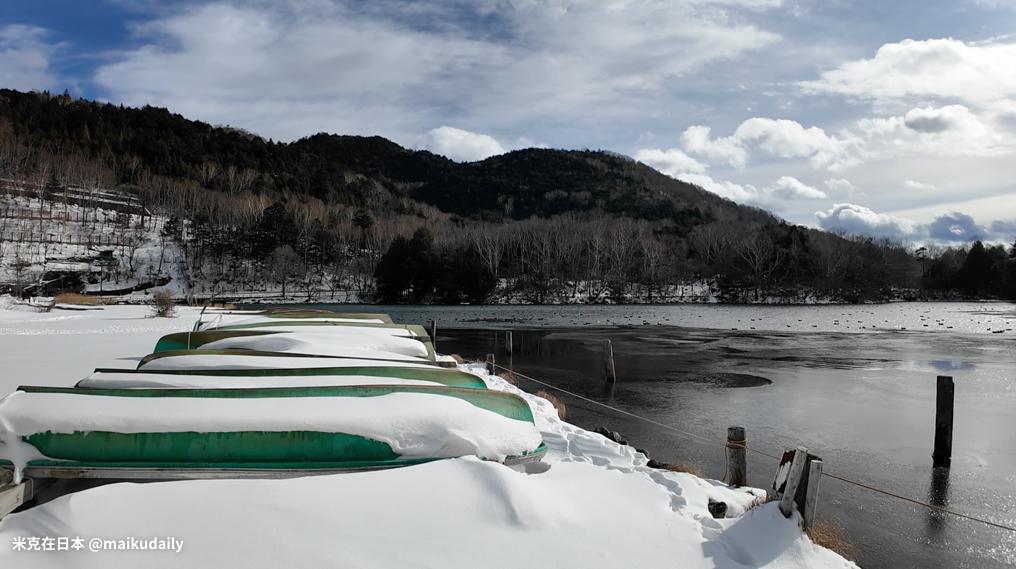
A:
[1, 90, 1015, 303]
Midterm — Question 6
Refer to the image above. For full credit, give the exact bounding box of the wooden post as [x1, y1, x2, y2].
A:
[430, 320, 437, 350]
[933, 375, 954, 467]
[603, 340, 616, 382]
[505, 331, 513, 355]
[486, 353, 495, 375]
[802, 459, 823, 530]
[778, 447, 809, 519]
[725, 426, 748, 487]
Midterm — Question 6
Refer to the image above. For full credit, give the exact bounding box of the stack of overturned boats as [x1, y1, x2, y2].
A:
[0, 309, 545, 515]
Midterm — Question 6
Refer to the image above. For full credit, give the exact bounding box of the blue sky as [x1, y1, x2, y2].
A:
[3, 0, 1016, 244]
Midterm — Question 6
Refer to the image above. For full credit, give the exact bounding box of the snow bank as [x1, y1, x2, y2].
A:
[0, 390, 542, 463]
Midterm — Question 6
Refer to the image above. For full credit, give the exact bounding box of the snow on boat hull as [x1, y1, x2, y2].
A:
[0, 385, 544, 474]
[81, 366, 488, 389]
[136, 349, 439, 370]
[153, 328, 437, 361]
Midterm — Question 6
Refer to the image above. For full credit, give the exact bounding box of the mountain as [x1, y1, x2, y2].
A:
[0, 88, 762, 232]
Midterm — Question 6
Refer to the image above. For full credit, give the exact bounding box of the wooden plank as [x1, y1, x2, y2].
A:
[803, 459, 823, 530]
[778, 447, 809, 519]
[0, 480, 32, 520]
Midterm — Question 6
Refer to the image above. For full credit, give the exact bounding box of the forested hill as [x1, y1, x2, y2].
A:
[5, 88, 1010, 305]
[0, 88, 752, 229]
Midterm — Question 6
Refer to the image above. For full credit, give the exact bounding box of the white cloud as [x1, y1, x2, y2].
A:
[903, 105, 982, 134]
[733, 118, 859, 169]
[678, 173, 758, 203]
[854, 104, 1007, 159]
[418, 126, 505, 163]
[824, 178, 859, 196]
[802, 38, 1016, 112]
[764, 176, 826, 199]
[0, 25, 59, 92]
[903, 180, 935, 191]
[93, 0, 780, 143]
[814, 204, 1006, 243]
[634, 148, 708, 175]
[815, 203, 923, 239]
[678, 118, 859, 170]
[926, 210, 989, 242]
[680, 125, 748, 168]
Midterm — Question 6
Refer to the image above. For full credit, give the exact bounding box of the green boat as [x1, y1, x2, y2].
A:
[80, 365, 487, 389]
[153, 327, 437, 361]
[0, 385, 545, 479]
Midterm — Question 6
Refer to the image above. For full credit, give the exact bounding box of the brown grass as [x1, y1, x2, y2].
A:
[663, 461, 705, 478]
[742, 492, 776, 513]
[54, 293, 100, 305]
[499, 371, 519, 386]
[535, 390, 567, 420]
[808, 518, 859, 561]
[448, 354, 465, 364]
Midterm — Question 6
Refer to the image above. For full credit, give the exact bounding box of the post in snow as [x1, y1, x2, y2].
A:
[933, 375, 954, 468]
[505, 330, 513, 355]
[486, 353, 496, 375]
[430, 319, 437, 351]
[725, 426, 748, 487]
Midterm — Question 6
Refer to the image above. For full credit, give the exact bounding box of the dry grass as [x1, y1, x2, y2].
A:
[149, 289, 177, 318]
[808, 518, 859, 561]
[54, 293, 100, 305]
[663, 461, 705, 478]
[743, 492, 777, 513]
[448, 354, 465, 364]
[535, 390, 567, 420]
[499, 371, 519, 386]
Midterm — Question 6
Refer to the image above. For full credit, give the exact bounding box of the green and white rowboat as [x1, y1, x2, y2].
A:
[0, 385, 546, 480]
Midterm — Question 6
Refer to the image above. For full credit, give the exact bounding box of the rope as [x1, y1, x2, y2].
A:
[820, 472, 1016, 532]
[490, 362, 1016, 533]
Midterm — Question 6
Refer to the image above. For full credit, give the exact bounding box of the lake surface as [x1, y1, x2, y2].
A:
[307, 302, 1016, 569]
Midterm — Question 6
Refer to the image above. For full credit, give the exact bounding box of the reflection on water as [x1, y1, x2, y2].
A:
[928, 360, 976, 372]
[926, 466, 951, 538]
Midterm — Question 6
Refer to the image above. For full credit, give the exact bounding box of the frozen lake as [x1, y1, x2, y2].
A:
[347, 302, 1016, 569]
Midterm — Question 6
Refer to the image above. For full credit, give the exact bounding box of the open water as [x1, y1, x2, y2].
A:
[306, 302, 1016, 569]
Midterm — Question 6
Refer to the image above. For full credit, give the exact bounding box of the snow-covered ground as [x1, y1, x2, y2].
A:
[0, 301, 855, 568]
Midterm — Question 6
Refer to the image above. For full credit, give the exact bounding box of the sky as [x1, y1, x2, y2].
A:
[2, 0, 1016, 244]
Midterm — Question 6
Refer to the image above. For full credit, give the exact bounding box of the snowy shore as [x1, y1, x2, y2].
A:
[0, 303, 855, 568]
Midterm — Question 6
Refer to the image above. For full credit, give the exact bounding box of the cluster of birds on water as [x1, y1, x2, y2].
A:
[471, 305, 1016, 334]
[719, 306, 1015, 334]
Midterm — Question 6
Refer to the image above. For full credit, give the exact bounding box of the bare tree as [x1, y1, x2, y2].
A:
[199, 161, 220, 187]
